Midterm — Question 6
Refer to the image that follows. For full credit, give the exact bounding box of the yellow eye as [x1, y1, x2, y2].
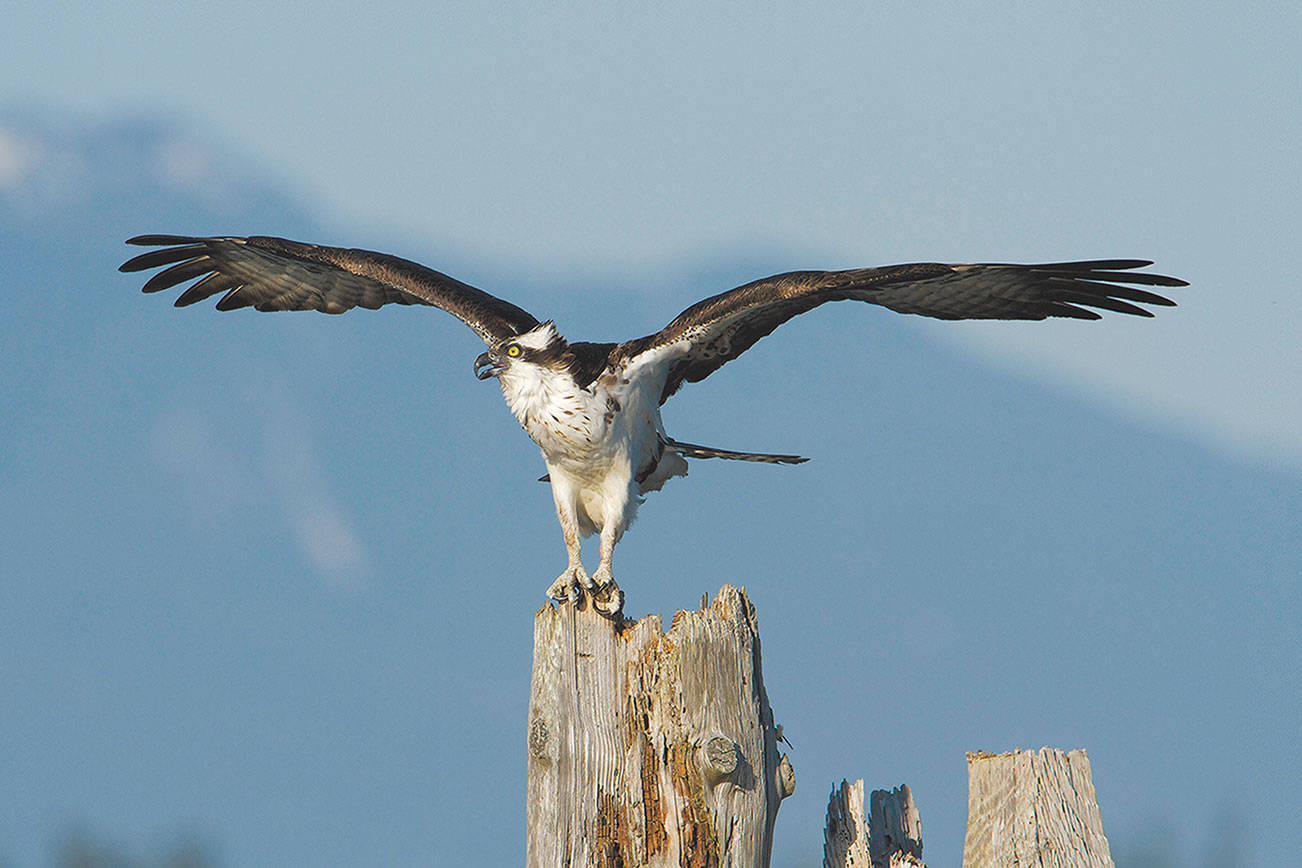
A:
[506, 344, 522, 357]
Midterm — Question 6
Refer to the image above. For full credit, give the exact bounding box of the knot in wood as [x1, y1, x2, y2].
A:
[529, 715, 548, 759]
[702, 734, 739, 784]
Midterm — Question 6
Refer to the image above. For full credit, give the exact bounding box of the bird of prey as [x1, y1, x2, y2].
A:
[121, 235, 1184, 614]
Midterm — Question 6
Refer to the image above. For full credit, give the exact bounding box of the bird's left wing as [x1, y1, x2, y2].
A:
[119, 235, 540, 344]
[618, 259, 1186, 404]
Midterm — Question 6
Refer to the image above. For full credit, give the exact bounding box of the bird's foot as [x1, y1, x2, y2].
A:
[546, 564, 622, 616]
[590, 582, 623, 617]
[590, 566, 623, 617]
[547, 564, 590, 602]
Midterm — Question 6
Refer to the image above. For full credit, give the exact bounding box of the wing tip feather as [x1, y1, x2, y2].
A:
[125, 234, 204, 246]
[1051, 303, 1104, 320]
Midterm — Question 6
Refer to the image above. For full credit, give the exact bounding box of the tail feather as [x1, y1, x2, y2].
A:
[537, 437, 807, 481]
[665, 438, 808, 465]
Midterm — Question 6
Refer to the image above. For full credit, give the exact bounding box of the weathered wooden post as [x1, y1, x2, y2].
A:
[527, 584, 1116, 868]
[824, 747, 1114, 868]
[962, 748, 1113, 868]
[824, 780, 926, 868]
[525, 585, 794, 867]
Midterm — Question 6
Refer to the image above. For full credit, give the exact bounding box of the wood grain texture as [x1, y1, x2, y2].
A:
[525, 585, 790, 867]
[825, 780, 926, 868]
[824, 780, 871, 868]
[962, 748, 1113, 868]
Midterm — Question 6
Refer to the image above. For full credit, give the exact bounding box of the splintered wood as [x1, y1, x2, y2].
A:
[962, 748, 1113, 868]
[525, 586, 792, 867]
[824, 780, 926, 868]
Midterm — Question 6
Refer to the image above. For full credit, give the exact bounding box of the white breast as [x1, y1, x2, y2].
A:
[506, 366, 663, 468]
[499, 363, 608, 460]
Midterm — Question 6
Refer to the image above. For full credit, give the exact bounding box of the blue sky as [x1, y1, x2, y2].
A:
[1, 4, 1299, 867]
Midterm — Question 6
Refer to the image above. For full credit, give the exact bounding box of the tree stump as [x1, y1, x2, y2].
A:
[525, 585, 793, 867]
[824, 780, 926, 868]
[962, 748, 1113, 868]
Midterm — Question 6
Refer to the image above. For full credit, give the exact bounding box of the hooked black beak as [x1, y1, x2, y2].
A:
[475, 350, 504, 380]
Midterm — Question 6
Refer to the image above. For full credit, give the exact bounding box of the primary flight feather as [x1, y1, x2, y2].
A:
[121, 234, 1185, 614]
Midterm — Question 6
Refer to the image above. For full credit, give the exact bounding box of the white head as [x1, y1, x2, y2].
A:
[514, 321, 561, 352]
[473, 321, 569, 382]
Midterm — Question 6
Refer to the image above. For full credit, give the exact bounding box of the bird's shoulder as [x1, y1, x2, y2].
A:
[562, 340, 623, 390]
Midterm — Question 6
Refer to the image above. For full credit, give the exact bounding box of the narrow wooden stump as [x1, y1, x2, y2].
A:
[525, 585, 792, 867]
[962, 747, 1113, 868]
[825, 780, 926, 868]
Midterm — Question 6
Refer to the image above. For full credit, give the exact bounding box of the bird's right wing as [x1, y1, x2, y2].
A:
[120, 234, 541, 345]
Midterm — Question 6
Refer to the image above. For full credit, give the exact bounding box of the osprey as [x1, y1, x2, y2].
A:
[121, 235, 1185, 614]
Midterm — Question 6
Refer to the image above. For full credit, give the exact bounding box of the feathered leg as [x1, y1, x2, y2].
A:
[586, 475, 634, 617]
[545, 473, 590, 602]
[590, 521, 624, 616]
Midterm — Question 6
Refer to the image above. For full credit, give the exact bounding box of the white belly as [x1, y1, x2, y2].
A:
[546, 399, 658, 536]
[500, 356, 685, 537]
[535, 385, 657, 525]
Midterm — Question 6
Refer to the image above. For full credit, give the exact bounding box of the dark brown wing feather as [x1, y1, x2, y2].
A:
[120, 235, 540, 344]
[564, 341, 622, 391]
[620, 259, 1185, 403]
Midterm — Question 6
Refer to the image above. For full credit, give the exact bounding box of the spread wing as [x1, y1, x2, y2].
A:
[119, 235, 540, 344]
[619, 259, 1186, 404]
